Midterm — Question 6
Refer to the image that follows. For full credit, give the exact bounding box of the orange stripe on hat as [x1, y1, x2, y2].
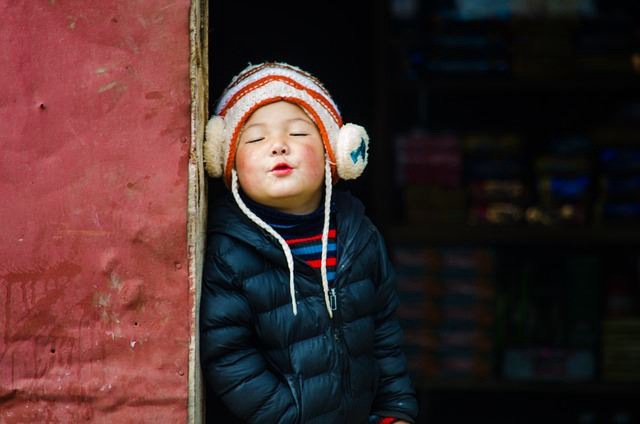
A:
[224, 62, 334, 99]
[220, 75, 343, 127]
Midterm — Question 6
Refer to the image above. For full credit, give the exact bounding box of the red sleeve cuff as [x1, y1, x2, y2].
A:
[380, 418, 398, 424]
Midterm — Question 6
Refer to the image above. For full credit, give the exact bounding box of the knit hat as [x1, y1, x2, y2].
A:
[204, 62, 370, 317]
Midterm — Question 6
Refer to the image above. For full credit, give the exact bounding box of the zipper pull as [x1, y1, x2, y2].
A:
[329, 288, 337, 311]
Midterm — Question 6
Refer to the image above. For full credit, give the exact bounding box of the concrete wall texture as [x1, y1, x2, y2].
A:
[0, 1, 194, 421]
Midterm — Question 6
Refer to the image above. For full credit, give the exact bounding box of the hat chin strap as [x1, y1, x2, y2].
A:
[230, 162, 334, 318]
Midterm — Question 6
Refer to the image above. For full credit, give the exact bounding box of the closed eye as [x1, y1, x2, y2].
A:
[245, 137, 264, 143]
[290, 133, 308, 137]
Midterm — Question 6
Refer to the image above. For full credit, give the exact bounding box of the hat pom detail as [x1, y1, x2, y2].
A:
[204, 115, 226, 178]
[336, 123, 369, 180]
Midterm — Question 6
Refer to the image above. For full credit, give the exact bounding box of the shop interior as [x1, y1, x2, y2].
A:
[207, 1, 640, 422]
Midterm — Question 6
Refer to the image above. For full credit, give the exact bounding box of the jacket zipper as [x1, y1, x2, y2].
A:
[329, 288, 337, 312]
[330, 287, 340, 342]
[328, 285, 351, 400]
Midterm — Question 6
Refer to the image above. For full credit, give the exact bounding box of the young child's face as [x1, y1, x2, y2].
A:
[235, 101, 326, 214]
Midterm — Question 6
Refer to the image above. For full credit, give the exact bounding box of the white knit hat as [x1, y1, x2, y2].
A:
[204, 62, 370, 317]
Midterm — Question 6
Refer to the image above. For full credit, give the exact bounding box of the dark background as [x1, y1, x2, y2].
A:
[207, 1, 640, 422]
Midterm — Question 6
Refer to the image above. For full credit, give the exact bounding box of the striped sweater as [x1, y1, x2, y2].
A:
[241, 193, 338, 285]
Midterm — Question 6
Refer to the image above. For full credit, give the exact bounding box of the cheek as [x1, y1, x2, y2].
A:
[300, 144, 326, 180]
[235, 149, 260, 186]
[235, 144, 261, 172]
[235, 153, 249, 174]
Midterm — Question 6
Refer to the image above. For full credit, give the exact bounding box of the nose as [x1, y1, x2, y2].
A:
[271, 141, 288, 156]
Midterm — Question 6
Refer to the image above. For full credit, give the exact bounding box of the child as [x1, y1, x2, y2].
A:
[200, 62, 418, 423]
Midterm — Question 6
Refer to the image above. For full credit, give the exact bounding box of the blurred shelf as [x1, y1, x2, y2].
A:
[391, 14, 639, 26]
[391, 75, 640, 95]
[389, 225, 640, 246]
[388, 14, 640, 39]
[416, 380, 640, 395]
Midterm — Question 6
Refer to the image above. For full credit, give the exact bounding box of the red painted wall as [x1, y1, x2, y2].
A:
[0, 1, 193, 421]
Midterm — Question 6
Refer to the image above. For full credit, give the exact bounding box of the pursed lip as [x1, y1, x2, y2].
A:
[271, 162, 293, 174]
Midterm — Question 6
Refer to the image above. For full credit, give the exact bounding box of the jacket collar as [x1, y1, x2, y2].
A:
[209, 189, 369, 271]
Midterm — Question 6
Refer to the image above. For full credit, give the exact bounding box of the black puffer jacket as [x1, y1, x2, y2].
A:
[200, 190, 418, 423]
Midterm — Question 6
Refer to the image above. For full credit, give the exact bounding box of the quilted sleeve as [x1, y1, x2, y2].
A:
[371, 231, 419, 423]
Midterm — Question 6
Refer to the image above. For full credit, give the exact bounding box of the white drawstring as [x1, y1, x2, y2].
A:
[320, 158, 333, 318]
[230, 160, 334, 318]
[231, 169, 298, 316]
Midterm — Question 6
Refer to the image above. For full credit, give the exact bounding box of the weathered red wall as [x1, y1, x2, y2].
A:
[0, 1, 193, 421]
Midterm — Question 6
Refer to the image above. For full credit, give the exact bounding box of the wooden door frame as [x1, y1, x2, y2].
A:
[188, 0, 208, 422]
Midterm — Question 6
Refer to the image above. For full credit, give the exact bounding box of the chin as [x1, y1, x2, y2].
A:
[267, 191, 315, 207]
[266, 186, 306, 199]
[267, 193, 305, 205]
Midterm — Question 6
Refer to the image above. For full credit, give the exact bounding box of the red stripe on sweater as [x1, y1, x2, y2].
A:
[286, 229, 336, 245]
[305, 257, 337, 268]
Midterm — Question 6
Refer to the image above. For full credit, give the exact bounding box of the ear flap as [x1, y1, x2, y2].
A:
[335, 123, 369, 180]
[204, 115, 227, 178]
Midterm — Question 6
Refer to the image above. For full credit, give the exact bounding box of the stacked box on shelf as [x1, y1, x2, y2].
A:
[596, 146, 640, 225]
[393, 246, 434, 380]
[395, 130, 466, 225]
[501, 253, 599, 381]
[393, 245, 497, 380]
[602, 253, 640, 382]
[602, 319, 640, 381]
[512, 21, 576, 80]
[574, 16, 638, 77]
[446, 0, 597, 21]
[393, 4, 513, 80]
[527, 135, 593, 226]
[424, 248, 496, 379]
[404, 28, 511, 79]
[509, 2, 599, 80]
[463, 133, 528, 225]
